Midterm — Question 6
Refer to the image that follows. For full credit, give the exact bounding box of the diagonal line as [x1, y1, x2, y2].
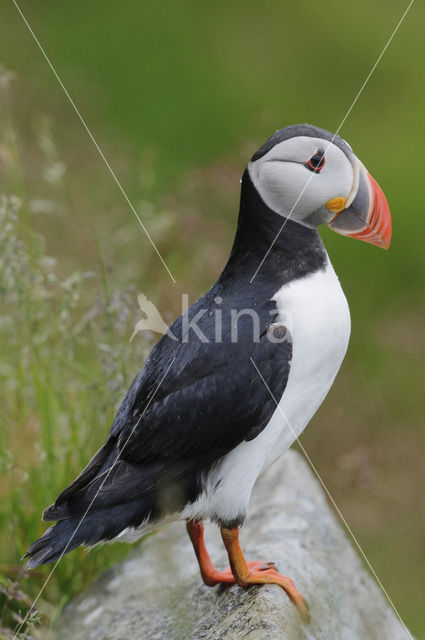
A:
[250, 0, 415, 283]
[13, 356, 176, 639]
[334, 0, 415, 135]
[12, 0, 176, 285]
[250, 357, 414, 640]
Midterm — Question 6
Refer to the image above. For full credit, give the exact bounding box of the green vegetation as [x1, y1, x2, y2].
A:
[0, 1, 424, 636]
[0, 80, 159, 635]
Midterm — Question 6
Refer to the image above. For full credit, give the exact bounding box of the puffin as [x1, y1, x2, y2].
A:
[25, 124, 391, 621]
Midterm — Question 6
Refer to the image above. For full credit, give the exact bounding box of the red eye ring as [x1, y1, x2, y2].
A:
[305, 149, 325, 173]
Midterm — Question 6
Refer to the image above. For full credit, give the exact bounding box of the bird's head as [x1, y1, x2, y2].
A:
[248, 124, 391, 249]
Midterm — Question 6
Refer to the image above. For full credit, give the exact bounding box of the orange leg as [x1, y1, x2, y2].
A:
[186, 520, 234, 586]
[221, 526, 310, 622]
[187, 521, 309, 622]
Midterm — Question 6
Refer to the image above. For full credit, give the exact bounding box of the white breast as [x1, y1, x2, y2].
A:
[183, 256, 351, 525]
[270, 255, 351, 456]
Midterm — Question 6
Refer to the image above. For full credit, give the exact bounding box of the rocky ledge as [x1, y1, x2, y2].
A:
[57, 450, 412, 640]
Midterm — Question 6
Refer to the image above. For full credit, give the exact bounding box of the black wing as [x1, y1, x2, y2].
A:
[44, 291, 292, 519]
[116, 324, 291, 463]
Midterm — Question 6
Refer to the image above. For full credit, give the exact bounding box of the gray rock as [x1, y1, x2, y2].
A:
[57, 451, 413, 640]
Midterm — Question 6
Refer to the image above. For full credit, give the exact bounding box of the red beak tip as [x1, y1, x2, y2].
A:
[366, 172, 392, 251]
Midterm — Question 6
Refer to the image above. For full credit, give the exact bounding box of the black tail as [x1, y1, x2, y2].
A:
[25, 436, 154, 568]
[24, 499, 153, 568]
[25, 436, 206, 568]
[25, 518, 95, 568]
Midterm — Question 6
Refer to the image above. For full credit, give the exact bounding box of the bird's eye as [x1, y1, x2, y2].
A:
[305, 148, 325, 173]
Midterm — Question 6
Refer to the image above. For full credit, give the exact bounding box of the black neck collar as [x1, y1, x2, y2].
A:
[220, 169, 327, 288]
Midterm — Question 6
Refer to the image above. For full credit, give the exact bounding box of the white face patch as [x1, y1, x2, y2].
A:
[248, 136, 354, 226]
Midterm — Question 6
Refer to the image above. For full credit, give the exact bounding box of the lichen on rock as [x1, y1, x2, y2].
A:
[57, 451, 413, 640]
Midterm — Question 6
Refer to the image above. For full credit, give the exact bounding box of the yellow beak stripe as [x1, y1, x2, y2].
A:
[326, 197, 346, 213]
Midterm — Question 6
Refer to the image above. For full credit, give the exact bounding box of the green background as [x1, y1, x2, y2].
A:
[0, 0, 424, 636]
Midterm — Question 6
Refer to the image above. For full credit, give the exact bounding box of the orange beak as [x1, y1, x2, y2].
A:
[327, 164, 392, 249]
